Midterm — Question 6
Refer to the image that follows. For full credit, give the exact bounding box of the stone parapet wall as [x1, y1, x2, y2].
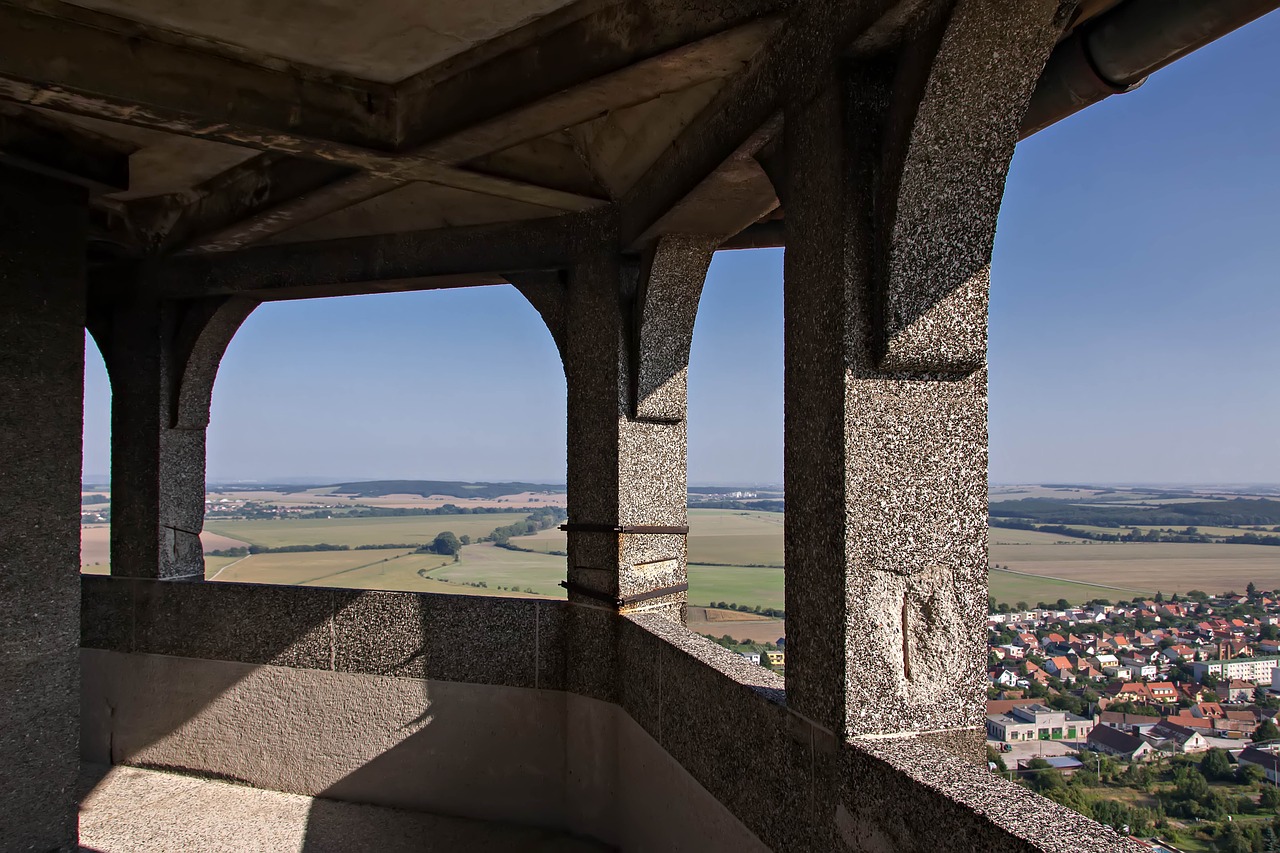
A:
[81, 576, 1142, 852]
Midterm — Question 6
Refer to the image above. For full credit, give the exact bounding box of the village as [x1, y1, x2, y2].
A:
[988, 587, 1280, 849]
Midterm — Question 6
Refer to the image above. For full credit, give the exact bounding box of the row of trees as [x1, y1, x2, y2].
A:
[708, 601, 785, 619]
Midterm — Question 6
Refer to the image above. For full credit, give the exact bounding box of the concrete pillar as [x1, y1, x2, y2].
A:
[522, 227, 713, 622]
[0, 165, 87, 851]
[781, 0, 1072, 744]
[93, 287, 254, 579]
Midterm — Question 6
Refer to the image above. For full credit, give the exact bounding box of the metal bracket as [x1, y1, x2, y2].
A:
[559, 523, 689, 534]
[559, 580, 689, 607]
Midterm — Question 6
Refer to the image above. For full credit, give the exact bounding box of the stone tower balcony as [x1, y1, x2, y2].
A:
[1, 0, 1274, 850]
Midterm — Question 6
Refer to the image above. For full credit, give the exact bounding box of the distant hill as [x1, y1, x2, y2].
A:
[989, 497, 1280, 527]
[330, 480, 565, 499]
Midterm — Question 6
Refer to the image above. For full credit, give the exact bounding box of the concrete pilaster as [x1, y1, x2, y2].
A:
[781, 0, 1073, 745]
[0, 165, 86, 852]
[97, 290, 254, 580]
[553, 230, 714, 623]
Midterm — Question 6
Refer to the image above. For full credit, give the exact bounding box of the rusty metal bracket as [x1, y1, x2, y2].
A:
[559, 523, 689, 534]
[559, 580, 689, 607]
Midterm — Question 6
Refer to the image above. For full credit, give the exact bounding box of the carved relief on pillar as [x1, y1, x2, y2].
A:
[781, 0, 1077, 741]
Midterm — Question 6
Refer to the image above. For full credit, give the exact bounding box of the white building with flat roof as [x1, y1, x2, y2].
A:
[985, 704, 1094, 743]
[1192, 656, 1280, 684]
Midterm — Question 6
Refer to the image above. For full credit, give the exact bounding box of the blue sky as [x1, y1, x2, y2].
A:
[83, 12, 1280, 485]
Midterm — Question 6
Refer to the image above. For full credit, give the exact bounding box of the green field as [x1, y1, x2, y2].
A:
[687, 565, 784, 611]
[89, 500, 1280, 611]
[428, 543, 567, 597]
[204, 513, 529, 549]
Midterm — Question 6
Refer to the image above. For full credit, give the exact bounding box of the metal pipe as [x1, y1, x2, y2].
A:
[1021, 0, 1280, 137]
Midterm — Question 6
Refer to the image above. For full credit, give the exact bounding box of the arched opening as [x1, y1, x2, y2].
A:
[984, 11, 1280, 839]
[684, 248, 786, 662]
[202, 285, 569, 596]
[80, 332, 111, 574]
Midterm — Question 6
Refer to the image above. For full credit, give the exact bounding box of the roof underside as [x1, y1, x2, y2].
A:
[0, 0, 1271, 296]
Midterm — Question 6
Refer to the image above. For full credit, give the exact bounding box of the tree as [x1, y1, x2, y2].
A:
[1258, 719, 1280, 743]
[1016, 601, 1029, 612]
[1251, 581, 1261, 599]
[459, 534, 471, 545]
[431, 531, 462, 556]
[1202, 748, 1232, 781]
[1238, 762, 1268, 786]
[1261, 786, 1280, 810]
[1155, 590, 1164, 603]
[1056, 598, 1070, 610]
[986, 745, 1007, 773]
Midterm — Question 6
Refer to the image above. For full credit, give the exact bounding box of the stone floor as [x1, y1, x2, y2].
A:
[78, 764, 612, 852]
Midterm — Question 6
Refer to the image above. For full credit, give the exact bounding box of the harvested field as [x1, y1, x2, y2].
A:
[989, 540, 1280, 596]
[988, 527, 1094, 546]
[988, 568, 1143, 604]
[686, 607, 785, 643]
[80, 525, 248, 570]
[204, 513, 527, 549]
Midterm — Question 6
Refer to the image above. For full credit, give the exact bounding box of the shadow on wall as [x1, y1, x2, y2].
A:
[80, 579, 590, 845]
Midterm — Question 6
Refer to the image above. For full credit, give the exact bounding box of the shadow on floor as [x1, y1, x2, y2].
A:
[78, 764, 610, 853]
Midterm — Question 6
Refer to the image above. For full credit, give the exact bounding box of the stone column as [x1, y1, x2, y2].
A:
[93, 285, 255, 580]
[0, 165, 87, 851]
[518, 228, 714, 623]
[782, 0, 1072, 746]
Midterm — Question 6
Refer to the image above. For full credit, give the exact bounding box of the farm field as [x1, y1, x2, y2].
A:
[516, 509, 786, 567]
[989, 540, 1280, 596]
[686, 606, 785, 643]
[988, 568, 1144, 603]
[80, 524, 248, 571]
[83, 494, 1280, 611]
[204, 513, 528, 549]
[687, 565, 784, 611]
[207, 487, 566, 510]
[209, 544, 561, 597]
[1052, 524, 1280, 540]
[988, 527, 1094, 546]
[427, 543, 567, 597]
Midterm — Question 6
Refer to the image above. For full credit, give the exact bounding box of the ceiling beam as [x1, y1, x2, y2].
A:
[618, 0, 904, 247]
[419, 17, 781, 163]
[178, 15, 782, 253]
[0, 2, 396, 150]
[155, 214, 586, 300]
[399, 0, 780, 151]
[121, 155, 353, 254]
[0, 3, 607, 215]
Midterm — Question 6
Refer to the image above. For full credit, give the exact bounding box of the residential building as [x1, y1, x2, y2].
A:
[1239, 746, 1280, 784]
[985, 704, 1095, 743]
[1147, 721, 1209, 754]
[1087, 725, 1156, 761]
[1191, 656, 1280, 684]
[1098, 712, 1161, 736]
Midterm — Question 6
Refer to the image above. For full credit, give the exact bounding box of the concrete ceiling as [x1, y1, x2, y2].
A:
[63, 0, 580, 82]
